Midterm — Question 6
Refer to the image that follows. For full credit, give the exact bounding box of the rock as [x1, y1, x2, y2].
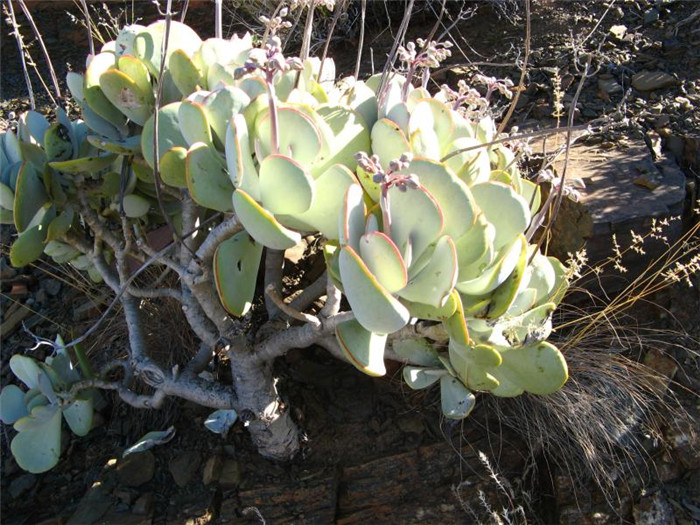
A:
[542, 139, 686, 281]
[132, 492, 154, 515]
[598, 76, 622, 97]
[609, 24, 627, 40]
[219, 459, 242, 488]
[643, 349, 677, 395]
[632, 71, 678, 91]
[633, 492, 676, 525]
[665, 406, 700, 469]
[67, 480, 115, 525]
[0, 257, 17, 280]
[41, 278, 61, 296]
[168, 451, 201, 488]
[644, 8, 660, 25]
[9, 473, 36, 499]
[202, 455, 223, 485]
[116, 451, 155, 488]
[396, 414, 424, 435]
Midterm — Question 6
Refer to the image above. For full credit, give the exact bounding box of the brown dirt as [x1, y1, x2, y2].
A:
[1, 1, 699, 524]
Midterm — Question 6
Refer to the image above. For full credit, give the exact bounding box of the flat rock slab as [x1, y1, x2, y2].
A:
[218, 440, 523, 523]
[541, 139, 687, 281]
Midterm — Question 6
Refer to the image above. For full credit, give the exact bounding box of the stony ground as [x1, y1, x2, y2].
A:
[1, 1, 699, 523]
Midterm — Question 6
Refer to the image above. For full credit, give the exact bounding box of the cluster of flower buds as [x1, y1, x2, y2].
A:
[474, 74, 515, 101]
[397, 39, 453, 70]
[260, 7, 293, 37]
[290, 0, 336, 10]
[440, 79, 489, 115]
[356, 152, 418, 193]
[536, 169, 586, 202]
[236, 34, 303, 79]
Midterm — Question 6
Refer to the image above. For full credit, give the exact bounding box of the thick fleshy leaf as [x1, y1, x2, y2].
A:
[44, 123, 73, 162]
[22, 111, 49, 146]
[10, 225, 46, 267]
[399, 158, 476, 239]
[489, 342, 568, 397]
[370, 118, 411, 170]
[449, 340, 502, 391]
[402, 292, 459, 322]
[186, 143, 233, 212]
[225, 114, 259, 200]
[444, 137, 491, 186]
[403, 366, 445, 390]
[408, 99, 454, 159]
[11, 404, 62, 473]
[440, 375, 476, 420]
[313, 105, 370, 175]
[213, 231, 263, 316]
[122, 194, 151, 218]
[0, 182, 13, 210]
[338, 184, 365, 250]
[232, 189, 301, 250]
[178, 100, 212, 147]
[386, 184, 443, 267]
[347, 81, 378, 129]
[454, 214, 494, 275]
[259, 154, 314, 215]
[471, 182, 530, 250]
[204, 409, 238, 435]
[0, 385, 29, 424]
[87, 135, 141, 155]
[202, 86, 250, 147]
[160, 146, 187, 188]
[13, 162, 47, 233]
[169, 48, 203, 95]
[117, 55, 152, 94]
[49, 153, 117, 174]
[85, 53, 127, 126]
[358, 231, 407, 293]
[134, 21, 202, 76]
[256, 107, 322, 165]
[335, 319, 388, 376]
[444, 291, 471, 346]
[526, 252, 557, 307]
[338, 246, 410, 334]
[141, 102, 188, 168]
[392, 337, 441, 367]
[66, 72, 85, 103]
[398, 235, 457, 307]
[63, 395, 93, 436]
[486, 237, 529, 318]
[114, 24, 146, 57]
[457, 235, 525, 296]
[294, 164, 355, 239]
[123, 426, 176, 457]
[99, 68, 154, 125]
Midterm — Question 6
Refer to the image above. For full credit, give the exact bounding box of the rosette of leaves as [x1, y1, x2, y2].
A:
[0, 339, 94, 473]
[3, 108, 105, 281]
[325, 73, 569, 419]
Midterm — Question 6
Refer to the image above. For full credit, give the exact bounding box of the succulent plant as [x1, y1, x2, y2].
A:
[2, 18, 572, 470]
[0, 338, 95, 473]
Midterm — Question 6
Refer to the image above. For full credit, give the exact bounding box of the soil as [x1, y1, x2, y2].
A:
[1, 1, 699, 524]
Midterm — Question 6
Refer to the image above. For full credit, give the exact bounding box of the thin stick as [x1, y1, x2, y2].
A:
[214, 0, 222, 39]
[180, 0, 190, 23]
[152, 0, 197, 260]
[4, 0, 35, 108]
[496, 0, 530, 136]
[354, 0, 366, 79]
[377, 0, 414, 99]
[318, 0, 346, 81]
[17, 0, 62, 102]
[78, 0, 94, 55]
